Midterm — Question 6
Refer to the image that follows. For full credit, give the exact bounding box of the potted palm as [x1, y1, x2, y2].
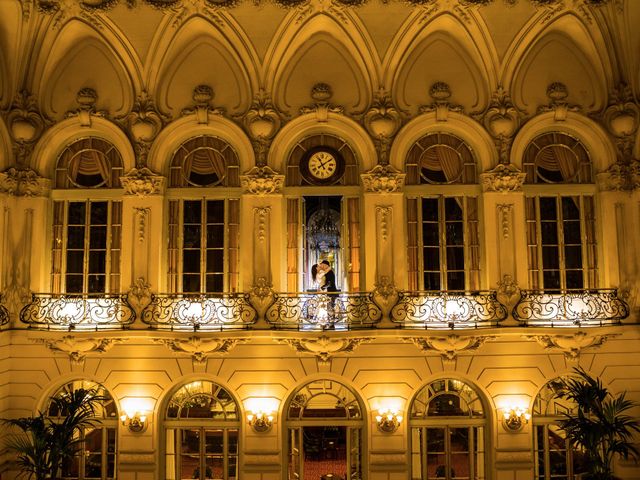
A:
[557, 367, 640, 479]
[2, 387, 104, 479]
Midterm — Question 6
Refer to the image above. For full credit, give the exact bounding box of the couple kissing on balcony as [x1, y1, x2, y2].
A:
[311, 260, 337, 293]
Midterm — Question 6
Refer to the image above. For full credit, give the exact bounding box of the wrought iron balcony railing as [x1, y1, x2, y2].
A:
[265, 292, 381, 330]
[513, 289, 629, 326]
[390, 290, 508, 329]
[19, 293, 135, 330]
[140, 293, 257, 331]
[0, 294, 9, 329]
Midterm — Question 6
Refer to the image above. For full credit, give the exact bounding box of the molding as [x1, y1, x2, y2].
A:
[480, 163, 526, 193]
[524, 331, 618, 361]
[279, 335, 370, 364]
[155, 336, 244, 365]
[406, 334, 495, 364]
[361, 164, 406, 193]
[240, 166, 285, 195]
[120, 167, 166, 197]
[31, 335, 125, 365]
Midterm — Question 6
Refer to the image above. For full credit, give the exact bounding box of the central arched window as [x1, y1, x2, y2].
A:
[164, 381, 240, 480]
[286, 379, 364, 480]
[533, 378, 588, 479]
[47, 380, 118, 480]
[410, 379, 487, 480]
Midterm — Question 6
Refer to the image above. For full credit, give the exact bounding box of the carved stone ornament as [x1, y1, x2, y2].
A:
[524, 331, 618, 361]
[6, 90, 50, 165]
[406, 334, 495, 364]
[599, 83, 640, 158]
[156, 336, 243, 365]
[476, 86, 526, 163]
[300, 83, 344, 122]
[181, 85, 225, 124]
[596, 159, 640, 192]
[240, 89, 285, 166]
[120, 167, 166, 197]
[480, 163, 526, 193]
[248, 277, 277, 320]
[363, 89, 403, 164]
[0, 167, 51, 197]
[32, 335, 125, 365]
[240, 166, 285, 195]
[419, 82, 464, 122]
[279, 335, 370, 365]
[372, 276, 400, 325]
[127, 277, 152, 313]
[537, 82, 581, 121]
[66, 88, 107, 127]
[496, 274, 521, 309]
[361, 164, 406, 193]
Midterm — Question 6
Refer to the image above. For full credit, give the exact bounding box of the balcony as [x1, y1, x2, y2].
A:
[19, 293, 135, 331]
[390, 291, 508, 329]
[513, 289, 629, 327]
[0, 295, 9, 330]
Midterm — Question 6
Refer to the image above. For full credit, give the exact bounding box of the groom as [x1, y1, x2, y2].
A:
[320, 260, 337, 292]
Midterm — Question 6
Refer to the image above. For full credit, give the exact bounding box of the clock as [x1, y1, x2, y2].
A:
[300, 146, 345, 185]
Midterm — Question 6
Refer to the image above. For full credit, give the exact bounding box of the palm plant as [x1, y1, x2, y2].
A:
[557, 367, 640, 480]
[2, 387, 104, 480]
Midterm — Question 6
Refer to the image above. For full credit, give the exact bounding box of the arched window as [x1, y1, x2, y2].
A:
[52, 138, 123, 293]
[405, 133, 480, 291]
[167, 136, 240, 293]
[47, 380, 118, 480]
[533, 378, 588, 479]
[164, 381, 239, 480]
[523, 133, 597, 291]
[410, 379, 487, 480]
[286, 379, 364, 480]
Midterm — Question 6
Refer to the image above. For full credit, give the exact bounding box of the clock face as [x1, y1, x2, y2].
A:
[300, 146, 345, 185]
[308, 151, 337, 179]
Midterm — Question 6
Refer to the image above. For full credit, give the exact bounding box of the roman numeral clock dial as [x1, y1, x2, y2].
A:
[300, 147, 345, 185]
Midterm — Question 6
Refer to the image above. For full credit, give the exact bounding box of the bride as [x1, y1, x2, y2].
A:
[311, 263, 326, 290]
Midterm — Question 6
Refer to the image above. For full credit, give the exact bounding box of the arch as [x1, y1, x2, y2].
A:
[511, 112, 617, 173]
[148, 114, 254, 176]
[390, 111, 498, 174]
[31, 117, 135, 178]
[284, 377, 365, 421]
[409, 377, 490, 419]
[268, 113, 376, 174]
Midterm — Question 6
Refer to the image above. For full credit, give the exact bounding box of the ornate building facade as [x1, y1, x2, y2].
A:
[0, 0, 639, 479]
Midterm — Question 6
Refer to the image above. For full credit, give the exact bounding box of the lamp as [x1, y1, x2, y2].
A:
[502, 405, 531, 432]
[375, 408, 403, 433]
[247, 410, 274, 433]
[120, 411, 147, 433]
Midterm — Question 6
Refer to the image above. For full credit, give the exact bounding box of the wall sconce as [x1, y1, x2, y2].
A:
[502, 405, 531, 432]
[247, 410, 274, 433]
[375, 408, 403, 433]
[120, 411, 147, 433]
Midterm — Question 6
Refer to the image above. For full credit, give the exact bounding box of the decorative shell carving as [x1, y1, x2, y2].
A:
[280, 335, 370, 364]
[407, 334, 495, 364]
[0, 167, 51, 197]
[156, 336, 243, 365]
[120, 167, 166, 197]
[363, 90, 403, 164]
[240, 166, 285, 195]
[32, 335, 125, 365]
[525, 331, 617, 361]
[241, 89, 285, 165]
[480, 163, 526, 192]
[360, 165, 406, 193]
[6, 90, 50, 164]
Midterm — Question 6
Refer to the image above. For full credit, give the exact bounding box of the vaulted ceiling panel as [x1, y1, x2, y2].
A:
[229, 3, 288, 61]
[40, 21, 133, 120]
[0, 0, 22, 106]
[478, 0, 536, 62]
[106, 2, 165, 65]
[355, 1, 412, 61]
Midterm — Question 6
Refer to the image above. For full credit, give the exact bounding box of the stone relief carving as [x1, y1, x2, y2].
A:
[134, 208, 150, 243]
[376, 206, 392, 242]
[127, 277, 152, 313]
[496, 274, 521, 311]
[248, 277, 277, 321]
[5, 90, 51, 165]
[597, 159, 640, 192]
[407, 334, 495, 364]
[33, 335, 125, 365]
[181, 85, 225, 124]
[537, 82, 580, 121]
[300, 83, 344, 121]
[372, 275, 400, 325]
[525, 331, 617, 361]
[496, 204, 513, 239]
[363, 89, 403, 165]
[361, 164, 406, 193]
[156, 336, 243, 365]
[66, 88, 108, 127]
[279, 335, 370, 365]
[240, 89, 286, 166]
[240, 166, 285, 195]
[120, 167, 166, 197]
[480, 163, 526, 193]
[419, 82, 463, 122]
[0, 168, 51, 197]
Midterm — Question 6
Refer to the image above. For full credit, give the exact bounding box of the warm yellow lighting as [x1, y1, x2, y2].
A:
[501, 404, 531, 432]
[375, 407, 403, 433]
[245, 398, 278, 433]
[120, 398, 150, 433]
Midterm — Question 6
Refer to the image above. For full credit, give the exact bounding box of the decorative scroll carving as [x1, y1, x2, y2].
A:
[181, 85, 225, 124]
[127, 277, 152, 313]
[240, 89, 285, 165]
[537, 82, 580, 121]
[0, 295, 10, 329]
[248, 277, 277, 321]
[419, 82, 463, 121]
[300, 83, 344, 121]
[480, 163, 526, 192]
[391, 291, 507, 329]
[602, 84, 639, 149]
[134, 207, 150, 243]
[6, 90, 50, 165]
[156, 336, 242, 365]
[32, 335, 125, 364]
[496, 275, 521, 312]
[266, 292, 381, 330]
[120, 167, 166, 197]
[20, 294, 135, 330]
[372, 276, 400, 325]
[363, 89, 403, 164]
[0, 167, 51, 197]
[406, 334, 495, 364]
[141, 293, 257, 331]
[496, 204, 513, 239]
[524, 331, 618, 361]
[513, 289, 629, 326]
[596, 159, 640, 192]
[279, 335, 369, 364]
[240, 166, 284, 195]
[361, 165, 406, 193]
[376, 206, 391, 242]
[66, 88, 107, 127]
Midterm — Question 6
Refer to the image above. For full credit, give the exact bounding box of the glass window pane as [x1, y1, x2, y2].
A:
[67, 226, 85, 249]
[68, 202, 86, 225]
[423, 224, 439, 246]
[563, 221, 581, 244]
[184, 201, 202, 224]
[207, 200, 225, 223]
[444, 198, 462, 220]
[66, 251, 84, 273]
[564, 246, 583, 269]
[88, 274, 105, 293]
[88, 251, 106, 273]
[422, 199, 438, 221]
[445, 223, 464, 245]
[89, 226, 107, 249]
[539, 198, 557, 220]
[206, 225, 224, 248]
[424, 247, 440, 270]
[90, 202, 108, 224]
[183, 251, 201, 273]
[206, 251, 224, 272]
[206, 274, 224, 293]
[423, 272, 440, 291]
[447, 271, 465, 291]
[183, 225, 201, 248]
[66, 274, 83, 293]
